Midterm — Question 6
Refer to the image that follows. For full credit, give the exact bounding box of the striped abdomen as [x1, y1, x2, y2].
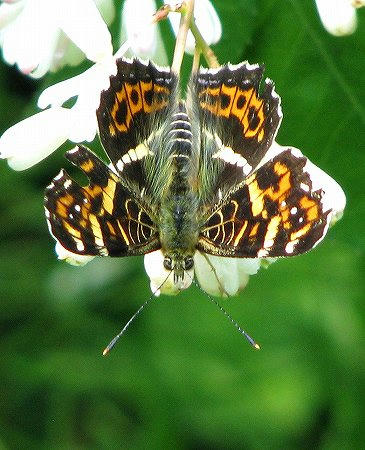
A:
[167, 105, 194, 191]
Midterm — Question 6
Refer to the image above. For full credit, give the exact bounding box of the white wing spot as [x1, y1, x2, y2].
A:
[122, 154, 131, 164]
[285, 240, 299, 254]
[300, 183, 310, 192]
[129, 149, 137, 161]
[53, 171, 64, 181]
[135, 143, 152, 159]
[116, 160, 124, 172]
[212, 137, 251, 173]
[257, 249, 269, 258]
[75, 205, 81, 212]
[75, 240, 85, 252]
[290, 207, 298, 215]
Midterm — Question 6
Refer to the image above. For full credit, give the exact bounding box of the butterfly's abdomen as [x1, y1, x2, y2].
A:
[159, 105, 200, 257]
[167, 107, 193, 180]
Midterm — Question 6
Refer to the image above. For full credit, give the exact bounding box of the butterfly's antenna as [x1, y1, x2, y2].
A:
[102, 272, 172, 356]
[191, 278, 260, 350]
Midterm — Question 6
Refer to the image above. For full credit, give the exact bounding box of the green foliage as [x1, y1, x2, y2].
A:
[0, 1, 364, 448]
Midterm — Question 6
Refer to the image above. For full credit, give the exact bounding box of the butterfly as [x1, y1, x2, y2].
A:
[44, 58, 337, 293]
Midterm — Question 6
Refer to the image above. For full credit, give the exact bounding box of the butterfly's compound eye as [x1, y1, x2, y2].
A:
[184, 257, 194, 271]
[163, 257, 173, 270]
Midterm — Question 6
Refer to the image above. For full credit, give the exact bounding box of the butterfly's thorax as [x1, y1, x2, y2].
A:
[159, 104, 200, 258]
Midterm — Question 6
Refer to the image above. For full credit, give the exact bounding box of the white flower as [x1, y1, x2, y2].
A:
[55, 242, 95, 267]
[144, 250, 260, 297]
[120, 0, 168, 64]
[315, 0, 365, 36]
[37, 52, 120, 141]
[166, 0, 222, 54]
[0, 107, 77, 170]
[0, 0, 114, 78]
[0, 48, 121, 169]
[194, 253, 261, 297]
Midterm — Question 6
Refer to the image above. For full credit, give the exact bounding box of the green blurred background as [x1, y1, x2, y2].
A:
[0, 1, 364, 448]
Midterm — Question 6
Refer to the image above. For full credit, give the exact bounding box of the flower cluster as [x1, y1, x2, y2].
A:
[0, 0, 115, 78]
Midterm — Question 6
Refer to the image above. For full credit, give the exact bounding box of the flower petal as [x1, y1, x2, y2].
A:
[51, 36, 85, 71]
[194, 252, 258, 297]
[0, 2, 23, 30]
[315, 0, 357, 36]
[56, 0, 113, 62]
[122, 0, 158, 58]
[70, 58, 117, 139]
[1, 1, 59, 74]
[303, 156, 346, 226]
[38, 72, 87, 109]
[38, 56, 117, 110]
[37, 51, 119, 144]
[0, 107, 73, 170]
[55, 242, 95, 266]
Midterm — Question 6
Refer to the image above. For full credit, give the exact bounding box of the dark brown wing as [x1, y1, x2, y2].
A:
[193, 61, 282, 169]
[197, 148, 331, 258]
[96, 58, 177, 191]
[44, 145, 160, 257]
[189, 62, 282, 209]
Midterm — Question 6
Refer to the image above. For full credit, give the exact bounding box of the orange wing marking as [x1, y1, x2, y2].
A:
[233, 221, 248, 247]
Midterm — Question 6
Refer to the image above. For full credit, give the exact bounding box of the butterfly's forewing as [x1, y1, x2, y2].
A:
[44, 145, 160, 257]
[194, 62, 282, 164]
[190, 63, 282, 208]
[197, 148, 331, 258]
[96, 59, 177, 195]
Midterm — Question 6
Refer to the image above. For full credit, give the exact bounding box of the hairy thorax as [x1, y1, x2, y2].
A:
[159, 191, 200, 258]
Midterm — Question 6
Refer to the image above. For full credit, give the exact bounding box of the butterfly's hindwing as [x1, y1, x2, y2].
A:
[197, 148, 331, 258]
[44, 145, 160, 257]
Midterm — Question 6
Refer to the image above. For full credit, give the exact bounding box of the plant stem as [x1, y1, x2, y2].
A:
[171, 0, 195, 74]
[192, 46, 201, 73]
[190, 18, 220, 68]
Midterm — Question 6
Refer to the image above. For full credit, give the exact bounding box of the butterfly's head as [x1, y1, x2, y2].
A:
[144, 250, 195, 295]
[163, 254, 194, 285]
